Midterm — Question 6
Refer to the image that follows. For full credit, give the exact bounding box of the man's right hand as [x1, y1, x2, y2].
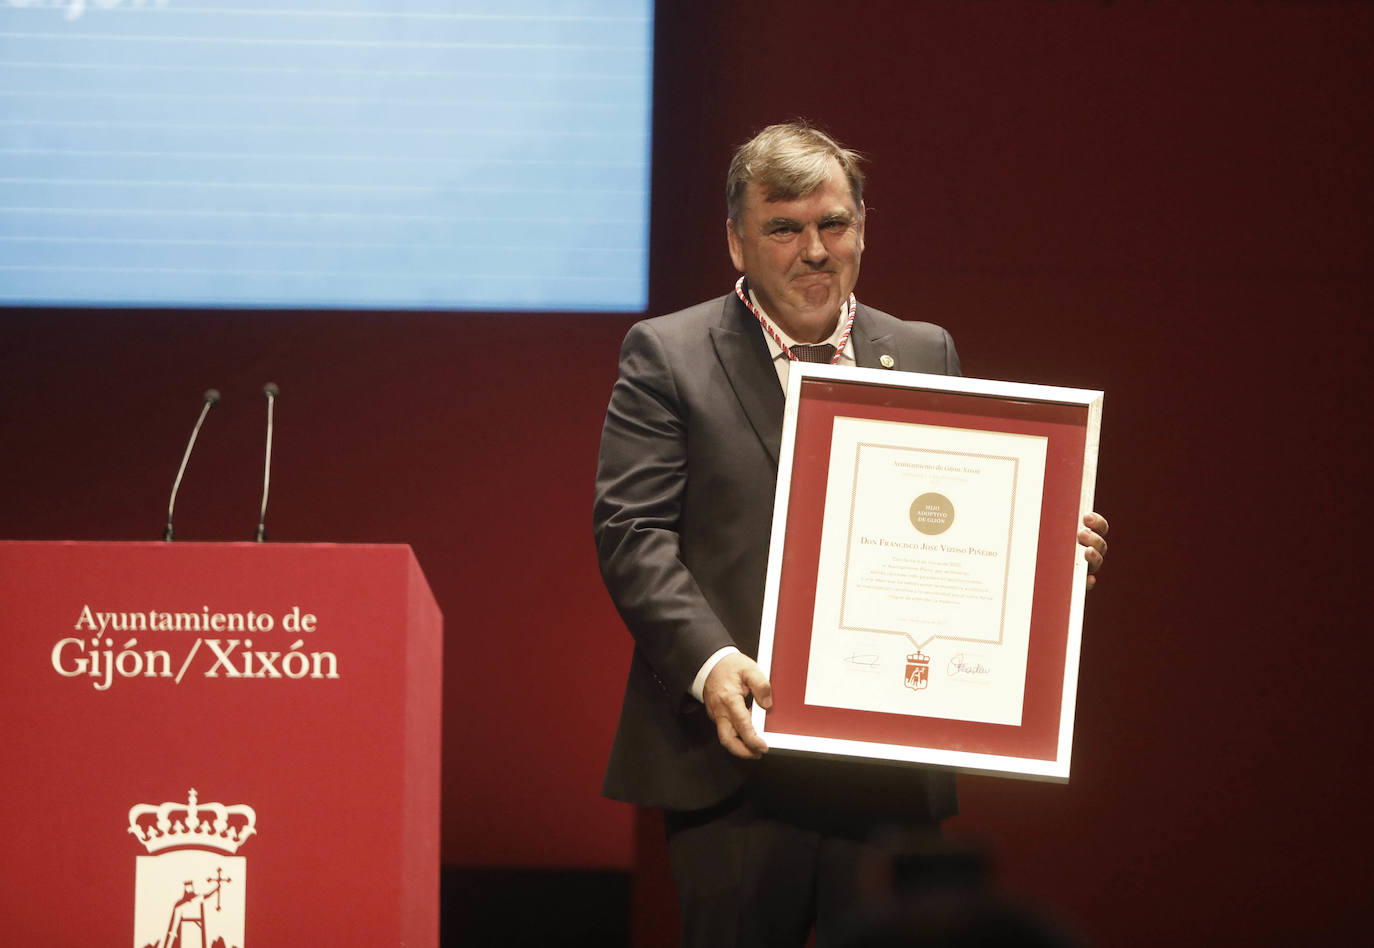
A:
[702, 653, 773, 759]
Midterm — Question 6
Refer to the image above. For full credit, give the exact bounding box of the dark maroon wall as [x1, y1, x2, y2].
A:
[2, 3, 1369, 943]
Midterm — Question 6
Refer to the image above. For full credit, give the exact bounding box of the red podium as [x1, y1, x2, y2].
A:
[0, 541, 442, 947]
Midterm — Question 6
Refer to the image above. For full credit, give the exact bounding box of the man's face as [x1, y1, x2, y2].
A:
[726, 157, 865, 344]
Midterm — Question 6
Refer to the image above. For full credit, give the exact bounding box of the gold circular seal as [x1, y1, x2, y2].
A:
[910, 492, 954, 535]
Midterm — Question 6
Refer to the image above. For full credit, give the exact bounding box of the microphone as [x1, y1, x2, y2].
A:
[164, 388, 220, 541]
[255, 382, 279, 542]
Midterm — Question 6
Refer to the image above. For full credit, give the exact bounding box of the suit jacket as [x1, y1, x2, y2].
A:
[594, 291, 962, 816]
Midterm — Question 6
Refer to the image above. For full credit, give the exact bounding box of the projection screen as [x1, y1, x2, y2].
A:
[0, 0, 654, 311]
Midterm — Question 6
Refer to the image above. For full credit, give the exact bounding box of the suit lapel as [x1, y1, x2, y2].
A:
[709, 294, 784, 467]
[851, 304, 898, 370]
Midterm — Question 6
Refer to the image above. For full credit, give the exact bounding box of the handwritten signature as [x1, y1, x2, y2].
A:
[947, 653, 991, 677]
[843, 652, 881, 669]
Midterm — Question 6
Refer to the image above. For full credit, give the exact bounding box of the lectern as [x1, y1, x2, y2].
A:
[0, 541, 442, 947]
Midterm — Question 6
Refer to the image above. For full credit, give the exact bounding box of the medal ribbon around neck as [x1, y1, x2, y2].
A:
[734, 276, 856, 364]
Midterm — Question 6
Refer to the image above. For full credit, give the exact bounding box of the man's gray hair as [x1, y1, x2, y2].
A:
[726, 121, 865, 225]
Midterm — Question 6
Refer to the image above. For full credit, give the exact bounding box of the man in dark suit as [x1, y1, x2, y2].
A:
[594, 122, 1108, 946]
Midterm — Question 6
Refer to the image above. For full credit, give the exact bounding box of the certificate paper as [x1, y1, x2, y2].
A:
[753, 364, 1102, 782]
[804, 418, 1047, 726]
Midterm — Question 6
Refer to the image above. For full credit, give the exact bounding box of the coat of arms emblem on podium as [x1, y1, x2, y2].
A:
[904, 650, 931, 691]
[128, 789, 257, 948]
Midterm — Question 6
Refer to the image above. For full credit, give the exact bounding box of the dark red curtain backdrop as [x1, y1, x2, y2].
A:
[2, 3, 1369, 944]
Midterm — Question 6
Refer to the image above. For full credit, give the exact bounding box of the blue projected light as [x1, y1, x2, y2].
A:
[0, 0, 653, 311]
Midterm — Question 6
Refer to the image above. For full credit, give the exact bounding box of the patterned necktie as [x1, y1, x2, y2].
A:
[789, 343, 837, 364]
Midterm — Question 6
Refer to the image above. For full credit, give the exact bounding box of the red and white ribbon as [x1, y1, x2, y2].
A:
[734, 276, 855, 364]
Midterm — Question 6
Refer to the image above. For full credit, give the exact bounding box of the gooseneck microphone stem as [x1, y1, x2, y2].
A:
[255, 382, 278, 542]
[165, 389, 220, 541]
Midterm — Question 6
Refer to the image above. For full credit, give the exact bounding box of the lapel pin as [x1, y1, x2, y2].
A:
[879, 354, 895, 369]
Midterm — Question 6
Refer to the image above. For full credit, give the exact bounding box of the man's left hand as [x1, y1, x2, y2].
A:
[1078, 512, 1109, 590]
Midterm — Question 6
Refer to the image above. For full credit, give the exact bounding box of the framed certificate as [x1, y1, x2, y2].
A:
[752, 363, 1103, 781]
